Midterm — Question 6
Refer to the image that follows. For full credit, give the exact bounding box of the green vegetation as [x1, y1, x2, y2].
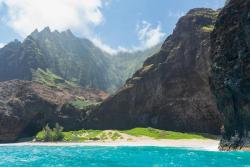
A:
[122, 128, 207, 140]
[35, 127, 215, 142]
[32, 68, 77, 89]
[63, 130, 102, 142]
[201, 25, 215, 32]
[141, 64, 154, 73]
[69, 99, 97, 110]
[191, 10, 219, 20]
[0, 28, 161, 93]
[131, 77, 142, 81]
[112, 44, 161, 84]
[36, 123, 64, 142]
[61, 130, 123, 142]
[111, 132, 123, 141]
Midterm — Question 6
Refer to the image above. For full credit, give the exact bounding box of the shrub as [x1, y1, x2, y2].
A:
[53, 123, 64, 141]
[69, 99, 96, 110]
[201, 25, 214, 32]
[36, 123, 64, 142]
[44, 124, 53, 141]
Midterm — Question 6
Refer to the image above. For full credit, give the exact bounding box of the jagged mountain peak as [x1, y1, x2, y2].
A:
[0, 25, 161, 93]
[41, 26, 51, 33]
[63, 29, 74, 36]
[0, 27, 122, 92]
[29, 27, 78, 42]
[30, 29, 39, 36]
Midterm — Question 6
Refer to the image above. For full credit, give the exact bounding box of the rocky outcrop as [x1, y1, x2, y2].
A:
[87, 8, 222, 134]
[0, 80, 107, 142]
[210, 0, 250, 149]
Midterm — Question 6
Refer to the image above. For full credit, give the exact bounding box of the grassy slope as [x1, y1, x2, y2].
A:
[69, 99, 99, 110]
[113, 44, 161, 84]
[36, 127, 218, 142]
[122, 128, 206, 140]
[31, 68, 100, 112]
[32, 68, 78, 89]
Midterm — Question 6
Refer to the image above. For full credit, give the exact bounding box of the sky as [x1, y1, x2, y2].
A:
[0, 0, 225, 54]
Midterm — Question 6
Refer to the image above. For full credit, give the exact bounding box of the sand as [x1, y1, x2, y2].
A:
[0, 139, 219, 151]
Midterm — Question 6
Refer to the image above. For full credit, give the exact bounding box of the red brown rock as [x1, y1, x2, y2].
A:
[0, 80, 107, 142]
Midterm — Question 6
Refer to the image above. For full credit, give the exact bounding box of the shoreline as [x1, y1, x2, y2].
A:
[0, 139, 219, 151]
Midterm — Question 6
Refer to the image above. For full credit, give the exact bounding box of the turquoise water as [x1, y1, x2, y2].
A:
[0, 146, 249, 167]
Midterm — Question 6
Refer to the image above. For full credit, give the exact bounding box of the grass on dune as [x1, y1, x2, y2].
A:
[122, 128, 208, 140]
[35, 127, 217, 142]
[63, 130, 102, 142]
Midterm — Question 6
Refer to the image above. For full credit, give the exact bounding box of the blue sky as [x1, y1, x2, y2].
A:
[0, 0, 225, 53]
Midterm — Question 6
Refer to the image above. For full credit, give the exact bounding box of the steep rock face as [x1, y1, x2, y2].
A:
[88, 9, 222, 134]
[0, 80, 106, 142]
[0, 28, 120, 92]
[210, 0, 250, 149]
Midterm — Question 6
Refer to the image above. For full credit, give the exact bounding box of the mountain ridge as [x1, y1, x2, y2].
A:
[0, 27, 161, 93]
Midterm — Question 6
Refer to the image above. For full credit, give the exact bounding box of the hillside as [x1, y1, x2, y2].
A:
[113, 45, 161, 83]
[0, 28, 121, 93]
[0, 28, 160, 93]
[87, 8, 222, 135]
[0, 80, 107, 142]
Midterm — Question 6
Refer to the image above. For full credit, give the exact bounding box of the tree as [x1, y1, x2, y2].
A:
[37, 123, 64, 142]
[53, 123, 64, 141]
[44, 124, 53, 142]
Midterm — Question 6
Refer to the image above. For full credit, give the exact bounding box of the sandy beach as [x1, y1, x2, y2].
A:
[0, 139, 220, 151]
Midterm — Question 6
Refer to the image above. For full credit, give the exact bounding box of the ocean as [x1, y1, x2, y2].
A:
[0, 146, 249, 167]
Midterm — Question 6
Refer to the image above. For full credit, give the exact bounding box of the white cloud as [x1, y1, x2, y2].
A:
[0, 43, 5, 48]
[92, 37, 134, 55]
[91, 20, 166, 55]
[136, 21, 165, 49]
[0, 0, 165, 55]
[92, 37, 118, 55]
[0, 0, 103, 37]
